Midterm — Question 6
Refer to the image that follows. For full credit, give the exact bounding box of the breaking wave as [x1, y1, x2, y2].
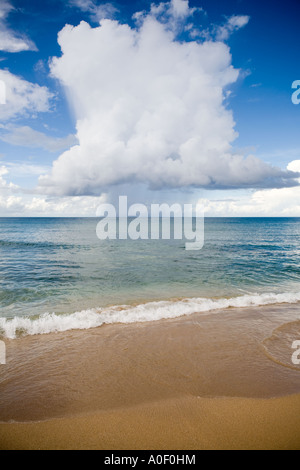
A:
[1, 292, 300, 339]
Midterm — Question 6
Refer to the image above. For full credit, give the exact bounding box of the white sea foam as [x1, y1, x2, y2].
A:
[1, 292, 300, 339]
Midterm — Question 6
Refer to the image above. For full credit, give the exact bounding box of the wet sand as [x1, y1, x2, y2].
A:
[0, 304, 300, 449]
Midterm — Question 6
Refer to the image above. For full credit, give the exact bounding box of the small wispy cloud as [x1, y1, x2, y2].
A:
[133, 0, 203, 35]
[0, 70, 53, 121]
[198, 14, 250, 42]
[215, 15, 250, 41]
[0, 0, 37, 52]
[68, 0, 118, 21]
[0, 126, 78, 152]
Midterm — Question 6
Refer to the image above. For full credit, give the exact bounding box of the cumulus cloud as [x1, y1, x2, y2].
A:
[0, 165, 18, 191]
[0, 0, 37, 52]
[39, 0, 297, 196]
[198, 160, 300, 217]
[68, 0, 118, 21]
[0, 193, 107, 216]
[0, 163, 107, 216]
[0, 69, 53, 121]
[0, 126, 78, 152]
[287, 160, 300, 174]
[199, 187, 300, 217]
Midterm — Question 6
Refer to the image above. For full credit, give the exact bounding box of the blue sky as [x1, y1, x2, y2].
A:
[0, 0, 300, 216]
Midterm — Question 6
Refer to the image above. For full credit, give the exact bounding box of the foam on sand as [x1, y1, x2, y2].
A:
[1, 291, 300, 339]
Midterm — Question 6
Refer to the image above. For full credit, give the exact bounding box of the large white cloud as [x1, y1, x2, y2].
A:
[0, 69, 53, 121]
[0, 0, 37, 52]
[39, 0, 298, 196]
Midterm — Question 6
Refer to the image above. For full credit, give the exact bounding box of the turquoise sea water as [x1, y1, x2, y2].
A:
[1, 217, 300, 338]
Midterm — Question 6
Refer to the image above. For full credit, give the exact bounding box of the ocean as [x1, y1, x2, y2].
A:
[1, 217, 300, 339]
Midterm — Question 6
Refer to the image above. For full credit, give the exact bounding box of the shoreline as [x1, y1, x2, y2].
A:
[2, 292, 300, 340]
[0, 304, 299, 449]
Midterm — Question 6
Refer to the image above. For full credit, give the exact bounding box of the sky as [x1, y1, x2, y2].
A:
[0, 0, 300, 216]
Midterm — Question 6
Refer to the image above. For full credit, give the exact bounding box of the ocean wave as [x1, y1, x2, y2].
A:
[0, 239, 73, 250]
[1, 292, 300, 339]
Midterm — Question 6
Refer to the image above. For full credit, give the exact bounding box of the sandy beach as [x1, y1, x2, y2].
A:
[1, 395, 300, 450]
[0, 304, 299, 450]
